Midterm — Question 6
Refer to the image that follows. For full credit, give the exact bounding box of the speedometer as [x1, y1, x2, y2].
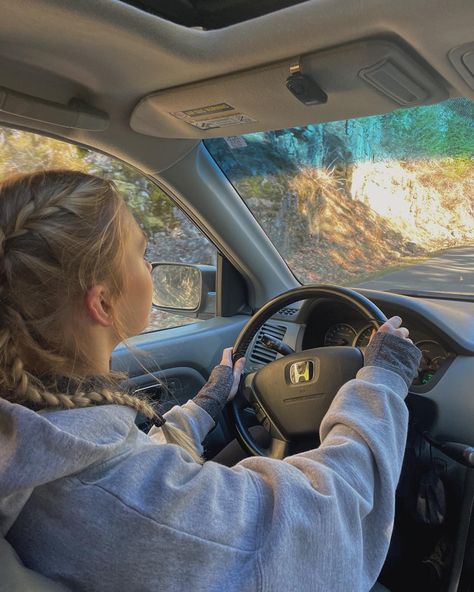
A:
[354, 325, 376, 349]
[414, 340, 449, 385]
[324, 323, 357, 347]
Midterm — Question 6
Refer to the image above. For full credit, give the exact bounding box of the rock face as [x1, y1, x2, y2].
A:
[232, 157, 474, 285]
[350, 160, 474, 249]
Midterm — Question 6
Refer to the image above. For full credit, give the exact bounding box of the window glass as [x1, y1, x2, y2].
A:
[206, 98, 474, 297]
[0, 127, 217, 331]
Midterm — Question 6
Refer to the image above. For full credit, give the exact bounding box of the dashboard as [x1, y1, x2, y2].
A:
[311, 318, 451, 387]
[246, 288, 474, 444]
[296, 297, 456, 388]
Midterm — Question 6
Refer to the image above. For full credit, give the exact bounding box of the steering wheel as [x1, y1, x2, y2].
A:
[230, 285, 387, 458]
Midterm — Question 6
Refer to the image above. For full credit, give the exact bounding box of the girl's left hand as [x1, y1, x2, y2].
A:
[220, 347, 246, 401]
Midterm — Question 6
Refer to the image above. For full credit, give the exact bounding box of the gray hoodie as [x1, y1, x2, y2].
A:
[0, 333, 421, 592]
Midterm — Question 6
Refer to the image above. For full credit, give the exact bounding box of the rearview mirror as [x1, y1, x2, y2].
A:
[151, 263, 216, 319]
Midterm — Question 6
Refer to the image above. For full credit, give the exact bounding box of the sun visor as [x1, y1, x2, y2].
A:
[130, 39, 448, 139]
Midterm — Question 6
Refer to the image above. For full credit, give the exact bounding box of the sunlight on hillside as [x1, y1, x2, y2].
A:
[206, 98, 474, 292]
[275, 158, 474, 285]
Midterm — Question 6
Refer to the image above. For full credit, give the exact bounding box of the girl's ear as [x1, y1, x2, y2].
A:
[83, 285, 114, 327]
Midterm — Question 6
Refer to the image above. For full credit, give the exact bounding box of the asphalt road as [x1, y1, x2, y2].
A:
[356, 245, 474, 296]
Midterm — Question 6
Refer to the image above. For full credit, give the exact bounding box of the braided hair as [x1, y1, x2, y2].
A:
[0, 170, 154, 412]
[0, 170, 202, 462]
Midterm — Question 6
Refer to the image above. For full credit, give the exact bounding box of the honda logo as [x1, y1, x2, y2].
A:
[289, 360, 314, 384]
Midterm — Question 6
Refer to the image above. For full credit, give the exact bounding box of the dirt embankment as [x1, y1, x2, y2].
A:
[238, 159, 474, 286]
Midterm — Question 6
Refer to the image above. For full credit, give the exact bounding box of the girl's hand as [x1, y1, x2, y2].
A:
[220, 347, 246, 401]
[370, 316, 413, 343]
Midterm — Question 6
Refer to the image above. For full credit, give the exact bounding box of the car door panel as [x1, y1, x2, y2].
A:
[112, 315, 250, 449]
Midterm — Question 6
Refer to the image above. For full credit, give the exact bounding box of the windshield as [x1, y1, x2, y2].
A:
[205, 98, 474, 297]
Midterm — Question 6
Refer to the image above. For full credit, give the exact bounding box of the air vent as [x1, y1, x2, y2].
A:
[250, 322, 287, 365]
[278, 306, 298, 317]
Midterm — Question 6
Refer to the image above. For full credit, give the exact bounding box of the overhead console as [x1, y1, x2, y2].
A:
[130, 38, 449, 139]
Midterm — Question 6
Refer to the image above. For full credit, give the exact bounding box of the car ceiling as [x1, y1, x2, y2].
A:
[0, 0, 473, 173]
[120, 0, 312, 29]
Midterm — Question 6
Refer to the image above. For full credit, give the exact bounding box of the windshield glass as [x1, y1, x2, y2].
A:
[205, 98, 474, 296]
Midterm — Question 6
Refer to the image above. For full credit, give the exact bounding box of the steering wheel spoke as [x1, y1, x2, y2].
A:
[253, 405, 289, 459]
[232, 387, 290, 459]
[241, 371, 257, 403]
[267, 437, 290, 459]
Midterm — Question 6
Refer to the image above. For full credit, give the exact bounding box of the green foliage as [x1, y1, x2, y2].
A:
[233, 174, 289, 203]
[0, 128, 87, 173]
[0, 127, 178, 236]
[380, 99, 474, 160]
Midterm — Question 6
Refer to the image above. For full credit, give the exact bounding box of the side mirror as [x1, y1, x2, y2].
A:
[151, 263, 216, 319]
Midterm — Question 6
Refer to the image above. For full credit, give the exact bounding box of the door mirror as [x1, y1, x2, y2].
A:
[151, 263, 216, 319]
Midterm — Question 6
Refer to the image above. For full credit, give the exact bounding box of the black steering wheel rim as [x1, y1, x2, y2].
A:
[230, 284, 387, 457]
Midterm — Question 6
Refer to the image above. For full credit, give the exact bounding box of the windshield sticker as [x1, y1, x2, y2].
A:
[170, 104, 256, 130]
[224, 136, 248, 149]
[186, 113, 256, 130]
[172, 103, 235, 119]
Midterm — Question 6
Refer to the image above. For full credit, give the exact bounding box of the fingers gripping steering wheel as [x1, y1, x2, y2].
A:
[230, 285, 387, 459]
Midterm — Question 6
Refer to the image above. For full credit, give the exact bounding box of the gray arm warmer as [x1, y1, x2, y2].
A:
[364, 332, 422, 387]
[192, 365, 234, 421]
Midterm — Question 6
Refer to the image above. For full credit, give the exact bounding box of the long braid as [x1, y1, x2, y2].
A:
[0, 180, 85, 405]
[0, 296, 160, 421]
[0, 171, 152, 413]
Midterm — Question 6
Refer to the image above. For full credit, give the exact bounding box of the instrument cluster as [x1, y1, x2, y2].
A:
[323, 322, 452, 385]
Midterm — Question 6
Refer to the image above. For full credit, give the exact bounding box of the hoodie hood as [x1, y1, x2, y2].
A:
[0, 398, 136, 534]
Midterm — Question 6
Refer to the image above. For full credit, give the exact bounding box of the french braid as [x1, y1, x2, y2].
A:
[0, 170, 158, 420]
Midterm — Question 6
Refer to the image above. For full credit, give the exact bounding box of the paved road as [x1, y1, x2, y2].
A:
[356, 246, 474, 295]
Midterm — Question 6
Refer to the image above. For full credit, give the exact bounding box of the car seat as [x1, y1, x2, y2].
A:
[0, 536, 70, 592]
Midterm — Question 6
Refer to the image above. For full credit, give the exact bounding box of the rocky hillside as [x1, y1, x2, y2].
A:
[206, 98, 474, 285]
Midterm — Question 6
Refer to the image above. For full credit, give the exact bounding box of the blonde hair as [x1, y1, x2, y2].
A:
[0, 169, 202, 463]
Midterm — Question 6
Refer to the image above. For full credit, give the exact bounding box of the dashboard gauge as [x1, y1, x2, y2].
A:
[354, 325, 376, 349]
[414, 340, 449, 385]
[324, 323, 357, 347]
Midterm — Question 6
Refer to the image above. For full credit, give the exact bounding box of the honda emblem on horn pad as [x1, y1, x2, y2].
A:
[289, 360, 314, 384]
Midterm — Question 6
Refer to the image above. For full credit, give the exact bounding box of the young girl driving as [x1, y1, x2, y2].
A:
[0, 170, 421, 592]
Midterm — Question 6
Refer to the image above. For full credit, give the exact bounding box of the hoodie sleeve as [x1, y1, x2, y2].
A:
[240, 365, 410, 591]
[11, 335, 421, 592]
[134, 337, 419, 592]
[146, 365, 233, 450]
[146, 400, 215, 451]
[237, 334, 421, 591]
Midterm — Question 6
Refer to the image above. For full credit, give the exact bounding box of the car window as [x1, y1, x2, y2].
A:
[205, 97, 474, 297]
[0, 127, 217, 332]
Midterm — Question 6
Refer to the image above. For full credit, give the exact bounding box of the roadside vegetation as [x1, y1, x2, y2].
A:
[1, 97, 473, 329]
[206, 98, 474, 285]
